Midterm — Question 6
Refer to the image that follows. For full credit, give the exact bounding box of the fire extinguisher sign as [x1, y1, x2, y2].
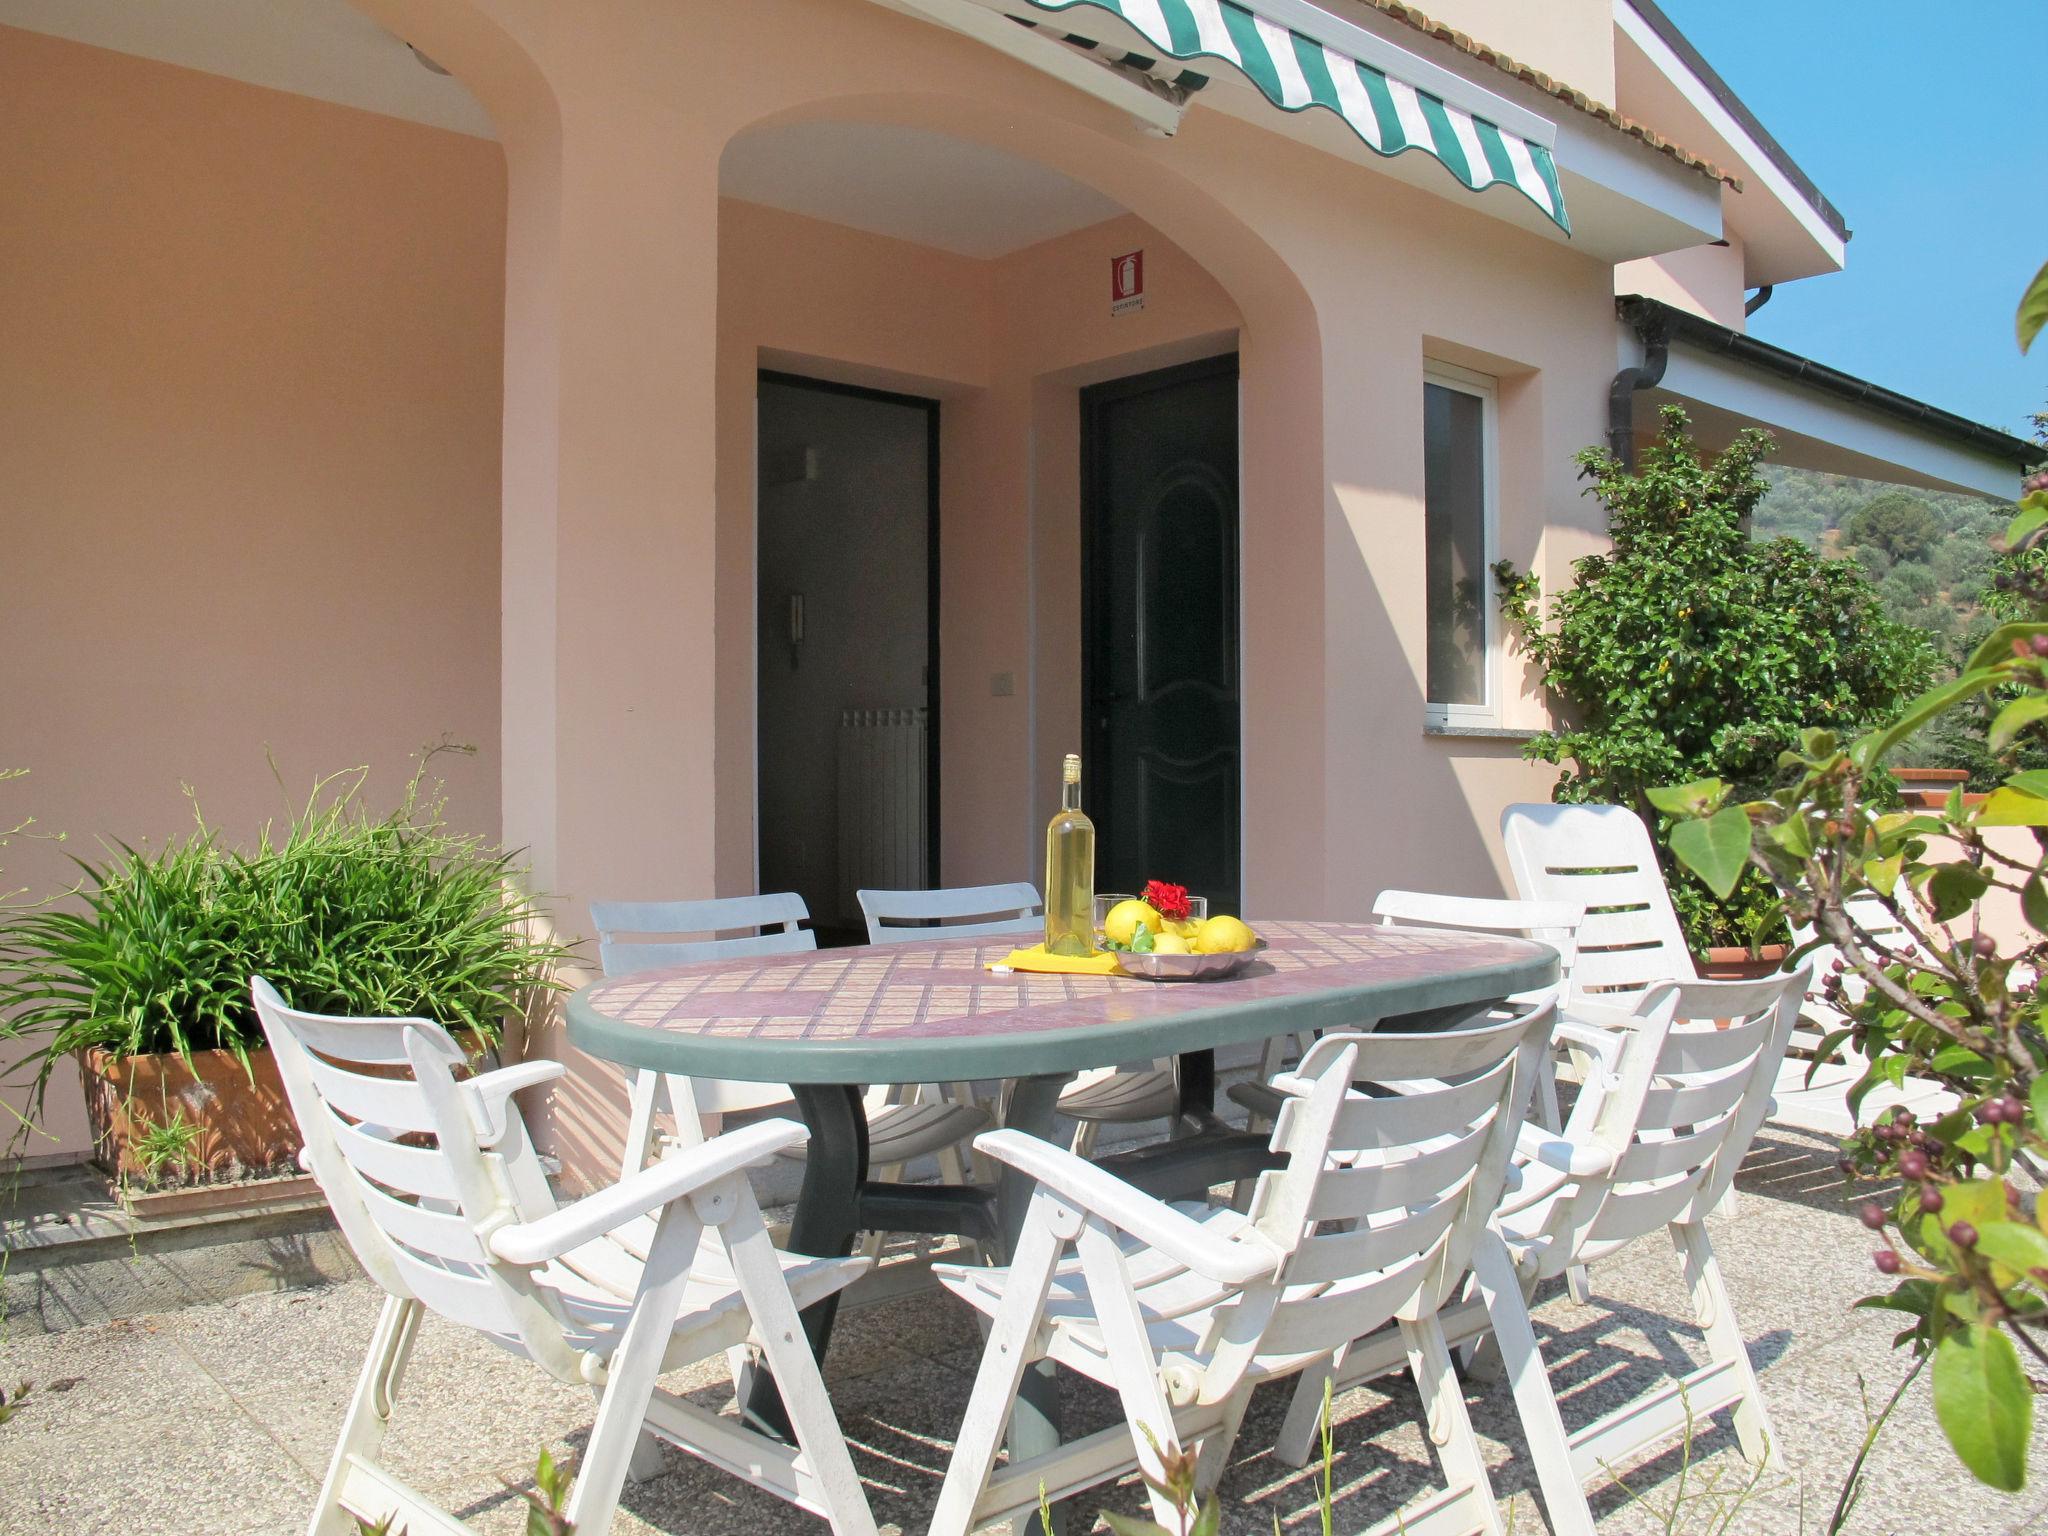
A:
[1110, 249, 1145, 316]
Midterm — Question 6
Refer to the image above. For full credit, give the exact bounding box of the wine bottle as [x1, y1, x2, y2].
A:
[1044, 754, 1096, 956]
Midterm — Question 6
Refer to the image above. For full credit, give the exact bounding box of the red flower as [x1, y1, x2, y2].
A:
[1142, 880, 1192, 922]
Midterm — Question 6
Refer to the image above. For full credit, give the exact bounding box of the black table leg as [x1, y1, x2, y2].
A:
[1173, 1048, 1216, 1133]
[744, 1081, 867, 1437]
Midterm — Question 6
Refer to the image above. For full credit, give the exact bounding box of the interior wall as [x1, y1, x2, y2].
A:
[0, 28, 507, 1162]
[755, 381, 931, 929]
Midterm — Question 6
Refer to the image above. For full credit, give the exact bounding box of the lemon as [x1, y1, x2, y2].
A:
[1165, 918, 1201, 941]
[1194, 915, 1258, 954]
[1150, 931, 1192, 955]
[1103, 899, 1163, 949]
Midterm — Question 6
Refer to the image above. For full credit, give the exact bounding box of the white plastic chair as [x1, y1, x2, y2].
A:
[856, 882, 1044, 944]
[251, 977, 877, 1536]
[858, 883, 1180, 1156]
[1500, 802, 1697, 1006]
[591, 896, 987, 1183]
[1774, 893, 1956, 1136]
[1278, 970, 1807, 1535]
[927, 1001, 1555, 1536]
[1229, 890, 1581, 1132]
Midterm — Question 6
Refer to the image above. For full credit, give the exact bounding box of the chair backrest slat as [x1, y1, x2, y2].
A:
[1372, 890, 1582, 980]
[1302, 1117, 1492, 1221]
[330, 1115, 465, 1203]
[590, 894, 814, 977]
[300, 1050, 443, 1135]
[859, 883, 1042, 944]
[1501, 803, 1696, 1005]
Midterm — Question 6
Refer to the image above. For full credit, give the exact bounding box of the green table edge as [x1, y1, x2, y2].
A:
[563, 943, 1559, 1084]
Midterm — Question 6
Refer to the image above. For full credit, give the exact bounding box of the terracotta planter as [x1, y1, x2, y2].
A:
[1894, 767, 1970, 808]
[1695, 944, 1791, 982]
[77, 1045, 301, 1181]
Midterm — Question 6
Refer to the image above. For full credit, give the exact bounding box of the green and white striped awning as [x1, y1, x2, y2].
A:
[1018, 0, 1570, 232]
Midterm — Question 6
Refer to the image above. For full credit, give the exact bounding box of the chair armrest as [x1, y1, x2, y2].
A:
[490, 1117, 805, 1265]
[1514, 1123, 1618, 1178]
[1557, 1000, 1647, 1036]
[463, 1060, 566, 1147]
[974, 1129, 1285, 1286]
[1550, 1020, 1627, 1077]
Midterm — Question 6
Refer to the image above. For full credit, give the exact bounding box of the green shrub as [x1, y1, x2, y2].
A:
[1496, 407, 1936, 951]
[0, 751, 570, 1116]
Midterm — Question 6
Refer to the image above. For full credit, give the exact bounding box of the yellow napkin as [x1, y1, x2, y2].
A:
[989, 943, 1122, 976]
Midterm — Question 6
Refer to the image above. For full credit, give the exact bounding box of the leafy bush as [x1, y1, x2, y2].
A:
[0, 752, 570, 1115]
[1496, 407, 1936, 950]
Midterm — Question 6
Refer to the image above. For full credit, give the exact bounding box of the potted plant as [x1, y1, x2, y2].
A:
[0, 751, 570, 1191]
[1494, 407, 1936, 972]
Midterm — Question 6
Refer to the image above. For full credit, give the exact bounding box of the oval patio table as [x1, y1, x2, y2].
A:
[566, 917, 1556, 1508]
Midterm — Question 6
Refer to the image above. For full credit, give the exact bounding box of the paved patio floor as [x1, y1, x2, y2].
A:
[4, 1127, 2046, 1535]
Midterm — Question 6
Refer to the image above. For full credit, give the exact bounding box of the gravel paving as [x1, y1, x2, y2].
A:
[4, 1126, 2046, 1534]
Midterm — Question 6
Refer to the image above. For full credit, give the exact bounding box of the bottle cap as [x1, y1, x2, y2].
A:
[1062, 753, 1081, 785]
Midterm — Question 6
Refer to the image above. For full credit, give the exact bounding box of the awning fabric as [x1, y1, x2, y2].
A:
[1017, 0, 1570, 232]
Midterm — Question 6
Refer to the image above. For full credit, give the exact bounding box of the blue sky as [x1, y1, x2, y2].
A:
[1656, 0, 2045, 438]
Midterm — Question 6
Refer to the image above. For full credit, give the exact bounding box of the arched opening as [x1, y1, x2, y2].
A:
[712, 98, 1325, 935]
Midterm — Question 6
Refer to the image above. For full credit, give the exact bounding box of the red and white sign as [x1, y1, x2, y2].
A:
[1111, 249, 1145, 315]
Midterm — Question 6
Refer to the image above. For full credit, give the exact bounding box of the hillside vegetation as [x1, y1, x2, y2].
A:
[1753, 465, 2010, 643]
[1753, 464, 2040, 782]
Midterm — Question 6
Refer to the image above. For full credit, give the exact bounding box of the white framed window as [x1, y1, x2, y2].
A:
[1422, 362, 1500, 726]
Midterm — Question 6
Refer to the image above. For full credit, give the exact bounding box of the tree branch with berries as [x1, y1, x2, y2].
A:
[1652, 264, 2048, 1492]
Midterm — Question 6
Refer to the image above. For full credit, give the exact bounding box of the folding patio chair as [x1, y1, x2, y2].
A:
[252, 977, 878, 1536]
[927, 1000, 1554, 1536]
[859, 882, 1181, 1155]
[1275, 970, 1807, 1536]
[1229, 889, 1581, 1133]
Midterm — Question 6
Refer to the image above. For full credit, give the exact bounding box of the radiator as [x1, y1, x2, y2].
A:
[837, 707, 929, 922]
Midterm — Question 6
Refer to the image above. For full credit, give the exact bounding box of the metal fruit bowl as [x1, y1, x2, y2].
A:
[1114, 940, 1266, 982]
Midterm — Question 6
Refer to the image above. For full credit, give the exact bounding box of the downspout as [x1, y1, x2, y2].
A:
[1609, 296, 1673, 468]
[1744, 284, 1774, 317]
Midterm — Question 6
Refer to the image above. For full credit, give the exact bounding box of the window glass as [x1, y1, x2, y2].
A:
[1424, 380, 1489, 709]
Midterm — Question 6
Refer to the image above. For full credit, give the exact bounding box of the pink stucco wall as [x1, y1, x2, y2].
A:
[0, 29, 507, 1162]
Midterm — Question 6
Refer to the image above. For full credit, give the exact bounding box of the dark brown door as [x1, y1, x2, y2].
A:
[1081, 354, 1241, 915]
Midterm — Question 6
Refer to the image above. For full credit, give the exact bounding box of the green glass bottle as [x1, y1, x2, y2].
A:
[1044, 754, 1096, 956]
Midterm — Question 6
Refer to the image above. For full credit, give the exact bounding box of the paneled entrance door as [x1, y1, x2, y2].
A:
[1081, 354, 1241, 916]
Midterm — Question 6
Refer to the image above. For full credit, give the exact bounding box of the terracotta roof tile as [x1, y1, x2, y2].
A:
[1353, 0, 1741, 191]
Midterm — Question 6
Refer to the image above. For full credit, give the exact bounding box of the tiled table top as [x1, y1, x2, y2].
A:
[567, 920, 1556, 1084]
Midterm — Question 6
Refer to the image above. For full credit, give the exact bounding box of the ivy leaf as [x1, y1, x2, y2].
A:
[1854, 671, 2003, 768]
[2009, 497, 2048, 549]
[1977, 787, 2048, 827]
[1925, 862, 1991, 922]
[2020, 255, 2048, 353]
[1967, 625, 2048, 674]
[1669, 806, 1752, 899]
[1991, 696, 2048, 753]
[2033, 1075, 2048, 1141]
[1973, 1221, 2048, 1285]
[1933, 1324, 2032, 1491]
[2024, 877, 2048, 936]
[1863, 853, 1904, 897]
[1645, 778, 1729, 818]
